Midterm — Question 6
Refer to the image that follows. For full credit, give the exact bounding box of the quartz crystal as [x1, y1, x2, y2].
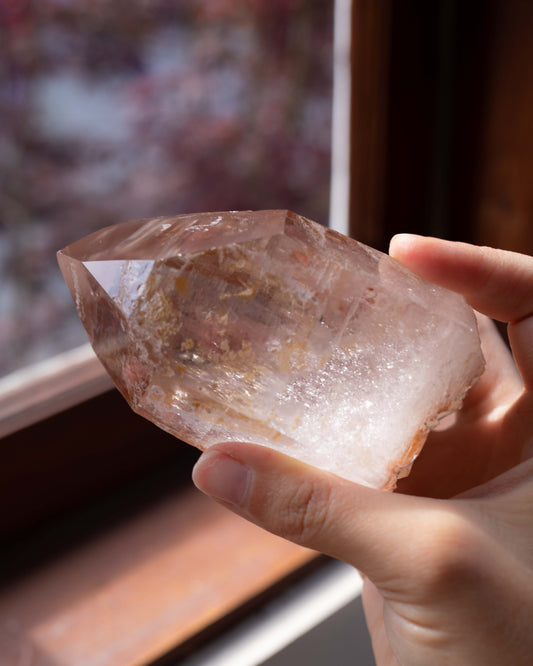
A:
[58, 210, 484, 489]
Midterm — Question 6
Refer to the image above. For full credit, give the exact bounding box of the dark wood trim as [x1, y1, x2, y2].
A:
[0, 385, 197, 541]
[349, 1, 455, 249]
[349, 0, 392, 247]
[450, 0, 533, 253]
[349, 0, 533, 252]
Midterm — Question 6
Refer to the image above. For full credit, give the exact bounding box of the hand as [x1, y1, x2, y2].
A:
[192, 236, 533, 666]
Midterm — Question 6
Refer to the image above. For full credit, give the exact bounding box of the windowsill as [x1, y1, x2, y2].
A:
[0, 343, 112, 439]
[180, 558, 369, 666]
[0, 346, 321, 665]
[0, 479, 317, 666]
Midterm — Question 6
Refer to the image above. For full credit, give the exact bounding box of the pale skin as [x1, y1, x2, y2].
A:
[192, 235, 533, 666]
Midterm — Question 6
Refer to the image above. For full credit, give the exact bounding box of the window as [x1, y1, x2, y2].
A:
[2, 1, 533, 664]
[1, 2, 336, 663]
[1, 0, 333, 377]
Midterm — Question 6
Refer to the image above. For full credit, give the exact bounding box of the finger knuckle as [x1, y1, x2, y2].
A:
[277, 479, 332, 546]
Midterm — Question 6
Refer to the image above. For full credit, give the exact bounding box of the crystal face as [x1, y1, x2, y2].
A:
[58, 210, 485, 489]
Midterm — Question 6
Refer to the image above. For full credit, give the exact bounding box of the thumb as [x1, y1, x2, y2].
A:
[192, 441, 455, 585]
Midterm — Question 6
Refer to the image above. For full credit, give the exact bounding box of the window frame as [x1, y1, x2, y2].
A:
[3, 0, 533, 662]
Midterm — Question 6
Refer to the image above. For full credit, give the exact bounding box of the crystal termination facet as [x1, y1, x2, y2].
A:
[58, 210, 485, 489]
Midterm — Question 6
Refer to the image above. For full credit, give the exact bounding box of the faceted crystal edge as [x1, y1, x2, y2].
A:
[58, 210, 294, 262]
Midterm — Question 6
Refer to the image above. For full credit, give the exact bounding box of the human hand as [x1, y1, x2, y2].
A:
[192, 236, 533, 665]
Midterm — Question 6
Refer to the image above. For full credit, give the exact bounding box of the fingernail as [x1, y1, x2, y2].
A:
[192, 449, 252, 507]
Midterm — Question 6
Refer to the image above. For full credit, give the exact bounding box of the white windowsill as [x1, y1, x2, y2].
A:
[0, 343, 112, 438]
[182, 559, 368, 666]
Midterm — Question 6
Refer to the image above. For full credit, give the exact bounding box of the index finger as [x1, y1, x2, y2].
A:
[389, 235, 533, 388]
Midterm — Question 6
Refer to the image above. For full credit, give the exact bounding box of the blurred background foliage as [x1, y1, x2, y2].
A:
[0, 0, 333, 376]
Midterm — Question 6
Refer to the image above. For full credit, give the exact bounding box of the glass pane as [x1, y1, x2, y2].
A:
[0, 0, 333, 377]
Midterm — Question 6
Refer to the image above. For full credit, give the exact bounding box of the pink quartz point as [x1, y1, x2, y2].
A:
[58, 210, 485, 489]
